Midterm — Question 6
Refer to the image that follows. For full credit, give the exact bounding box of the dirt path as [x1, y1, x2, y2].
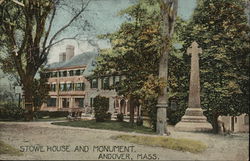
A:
[0, 121, 248, 160]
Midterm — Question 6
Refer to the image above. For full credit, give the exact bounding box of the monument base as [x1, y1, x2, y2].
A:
[175, 108, 212, 132]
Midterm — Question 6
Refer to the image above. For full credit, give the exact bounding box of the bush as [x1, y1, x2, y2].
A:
[116, 113, 124, 122]
[93, 95, 110, 122]
[34, 111, 50, 119]
[105, 112, 112, 121]
[0, 103, 24, 120]
[34, 111, 69, 119]
[49, 111, 69, 118]
[136, 117, 143, 126]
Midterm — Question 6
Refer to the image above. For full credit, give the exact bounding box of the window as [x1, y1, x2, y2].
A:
[59, 71, 64, 77]
[90, 98, 94, 107]
[91, 79, 98, 88]
[75, 70, 81, 76]
[60, 83, 67, 91]
[47, 98, 56, 107]
[102, 77, 109, 89]
[235, 117, 237, 123]
[75, 98, 84, 108]
[75, 83, 85, 91]
[66, 83, 73, 91]
[244, 115, 249, 125]
[69, 70, 74, 76]
[63, 71, 67, 77]
[80, 69, 85, 75]
[62, 98, 70, 108]
[50, 72, 57, 78]
[114, 76, 120, 85]
[50, 84, 56, 91]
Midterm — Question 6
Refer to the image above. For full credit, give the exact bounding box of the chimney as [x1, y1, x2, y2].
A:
[66, 45, 74, 61]
[59, 52, 66, 62]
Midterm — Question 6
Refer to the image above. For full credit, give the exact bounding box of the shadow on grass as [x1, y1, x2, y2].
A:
[52, 120, 155, 134]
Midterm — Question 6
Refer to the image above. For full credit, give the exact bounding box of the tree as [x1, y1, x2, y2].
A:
[93, 95, 110, 122]
[94, 1, 184, 131]
[93, 0, 163, 125]
[0, 0, 90, 120]
[180, 0, 250, 133]
[156, 0, 178, 135]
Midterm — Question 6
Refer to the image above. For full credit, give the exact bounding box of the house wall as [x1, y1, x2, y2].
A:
[41, 70, 131, 115]
[219, 114, 249, 133]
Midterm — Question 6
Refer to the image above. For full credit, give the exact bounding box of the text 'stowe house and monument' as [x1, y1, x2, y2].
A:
[175, 41, 212, 132]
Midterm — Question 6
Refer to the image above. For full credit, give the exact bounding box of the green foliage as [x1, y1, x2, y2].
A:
[180, 0, 250, 132]
[0, 0, 88, 121]
[0, 102, 24, 120]
[93, 1, 188, 129]
[49, 111, 69, 118]
[93, 0, 163, 127]
[34, 111, 50, 119]
[105, 112, 112, 121]
[136, 117, 143, 126]
[116, 113, 124, 122]
[93, 95, 110, 122]
[32, 69, 50, 111]
[34, 111, 69, 119]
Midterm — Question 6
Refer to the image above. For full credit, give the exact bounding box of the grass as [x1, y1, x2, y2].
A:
[113, 135, 207, 153]
[0, 140, 22, 156]
[52, 120, 154, 134]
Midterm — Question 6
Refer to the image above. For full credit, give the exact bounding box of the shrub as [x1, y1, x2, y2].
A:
[0, 103, 24, 120]
[116, 113, 124, 122]
[49, 111, 69, 118]
[93, 95, 109, 122]
[105, 112, 112, 121]
[136, 117, 143, 126]
[34, 111, 69, 119]
[34, 111, 50, 119]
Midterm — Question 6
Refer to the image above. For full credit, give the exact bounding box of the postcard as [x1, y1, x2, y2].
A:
[0, 0, 249, 160]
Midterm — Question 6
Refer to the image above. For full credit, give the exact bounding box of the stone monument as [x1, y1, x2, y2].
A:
[175, 41, 212, 132]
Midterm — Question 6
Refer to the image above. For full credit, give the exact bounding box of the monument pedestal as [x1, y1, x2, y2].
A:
[175, 108, 212, 132]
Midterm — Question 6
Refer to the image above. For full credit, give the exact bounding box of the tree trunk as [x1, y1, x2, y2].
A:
[129, 96, 135, 124]
[157, 0, 178, 135]
[23, 87, 34, 121]
[22, 76, 35, 121]
[212, 112, 219, 134]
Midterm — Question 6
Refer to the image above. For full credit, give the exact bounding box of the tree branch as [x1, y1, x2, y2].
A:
[42, 5, 57, 51]
[47, 0, 90, 49]
[42, 34, 80, 61]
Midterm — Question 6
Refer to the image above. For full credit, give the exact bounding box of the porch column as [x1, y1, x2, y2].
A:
[125, 100, 128, 115]
[108, 97, 115, 113]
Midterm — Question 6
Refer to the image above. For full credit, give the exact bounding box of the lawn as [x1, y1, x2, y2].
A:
[113, 135, 207, 153]
[52, 120, 154, 134]
[0, 140, 22, 156]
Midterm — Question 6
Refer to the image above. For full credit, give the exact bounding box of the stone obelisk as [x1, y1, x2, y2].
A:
[175, 41, 212, 132]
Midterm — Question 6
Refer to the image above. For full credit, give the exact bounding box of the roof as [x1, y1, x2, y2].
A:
[82, 58, 96, 77]
[46, 51, 98, 72]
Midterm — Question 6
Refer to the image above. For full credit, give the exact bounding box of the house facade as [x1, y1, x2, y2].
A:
[41, 45, 138, 116]
[219, 114, 249, 133]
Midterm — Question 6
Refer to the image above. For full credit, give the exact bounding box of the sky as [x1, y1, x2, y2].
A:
[47, 0, 197, 63]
